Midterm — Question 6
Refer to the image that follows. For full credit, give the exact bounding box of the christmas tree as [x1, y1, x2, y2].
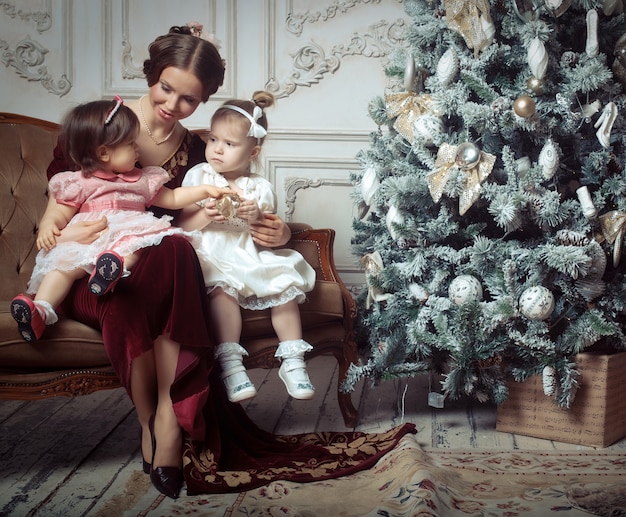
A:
[343, 0, 626, 408]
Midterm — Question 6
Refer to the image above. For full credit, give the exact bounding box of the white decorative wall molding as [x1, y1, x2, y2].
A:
[270, 129, 371, 141]
[0, 0, 52, 33]
[286, 0, 383, 36]
[284, 176, 352, 220]
[265, 17, 406, 98]
[105, 0, 234, 100]
[0, 0, 73, 97]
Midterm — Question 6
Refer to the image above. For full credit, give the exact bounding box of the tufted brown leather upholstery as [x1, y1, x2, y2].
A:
[0, 113, 358, 426]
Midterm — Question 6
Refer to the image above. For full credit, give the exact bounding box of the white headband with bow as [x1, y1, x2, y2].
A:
[220, 104, 267, 139]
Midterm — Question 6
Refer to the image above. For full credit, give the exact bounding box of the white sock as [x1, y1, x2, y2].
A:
[34, 300, 58, 325]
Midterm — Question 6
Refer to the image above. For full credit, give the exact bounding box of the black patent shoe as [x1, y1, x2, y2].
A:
[150, 465, 183, 499]
[149, 415, 183, 499]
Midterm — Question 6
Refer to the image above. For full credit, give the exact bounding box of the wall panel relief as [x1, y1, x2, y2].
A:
[104, 0, 234, 101]
[268, 157, 361, 275]
[266, 0, 406, 99]
[0, 0, 72, 96]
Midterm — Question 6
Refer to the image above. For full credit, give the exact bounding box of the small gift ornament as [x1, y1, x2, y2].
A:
[427, 142, 496, 215]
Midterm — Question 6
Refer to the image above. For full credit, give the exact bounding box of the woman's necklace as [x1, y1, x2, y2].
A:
[138, 95, 176, 145]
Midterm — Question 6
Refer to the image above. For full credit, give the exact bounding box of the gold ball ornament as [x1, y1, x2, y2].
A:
[526, 76, 545, 95]
[513, 95, 536, 118]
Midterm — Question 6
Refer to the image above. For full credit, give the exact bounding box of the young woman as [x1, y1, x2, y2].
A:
[46, 23, 413, 499]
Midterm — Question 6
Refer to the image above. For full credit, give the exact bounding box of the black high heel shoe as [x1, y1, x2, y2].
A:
[149, 415, 183, 499]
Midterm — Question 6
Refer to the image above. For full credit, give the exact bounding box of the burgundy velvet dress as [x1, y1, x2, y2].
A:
[47, 131, 415, 494]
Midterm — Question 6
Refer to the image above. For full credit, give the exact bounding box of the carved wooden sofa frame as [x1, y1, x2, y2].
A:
[0, 112, 358, 427]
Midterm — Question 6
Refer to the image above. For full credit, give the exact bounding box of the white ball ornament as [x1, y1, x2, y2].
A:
[448, 275, 483, 305]
[519, 286, 555, 320]
[413, 114, 445, 147]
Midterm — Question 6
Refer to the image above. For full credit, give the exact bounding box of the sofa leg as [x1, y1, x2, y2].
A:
[337, 390, 358, 428]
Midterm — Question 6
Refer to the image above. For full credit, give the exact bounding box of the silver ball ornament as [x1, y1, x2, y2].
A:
[455, 142, 481, 170]
[526, 76, 545, 95]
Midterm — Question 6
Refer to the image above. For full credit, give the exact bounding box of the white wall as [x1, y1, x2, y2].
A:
[0, 0, 409, 288]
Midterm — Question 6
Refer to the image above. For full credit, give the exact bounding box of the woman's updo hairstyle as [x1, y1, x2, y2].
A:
[143, 25, 225, 102]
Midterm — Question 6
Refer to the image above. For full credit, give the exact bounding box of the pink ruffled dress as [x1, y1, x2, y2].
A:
[28, 166, 196, 295]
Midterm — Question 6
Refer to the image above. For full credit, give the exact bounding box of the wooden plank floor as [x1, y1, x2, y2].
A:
[1, 354, 624, 516]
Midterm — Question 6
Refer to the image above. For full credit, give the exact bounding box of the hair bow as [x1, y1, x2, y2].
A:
[220, 104, 267, 140]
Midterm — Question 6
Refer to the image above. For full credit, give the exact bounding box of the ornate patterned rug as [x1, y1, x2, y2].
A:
[100, 434, 626, 516]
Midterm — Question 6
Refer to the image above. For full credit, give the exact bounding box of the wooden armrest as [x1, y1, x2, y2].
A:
[284, 226, 357, 320]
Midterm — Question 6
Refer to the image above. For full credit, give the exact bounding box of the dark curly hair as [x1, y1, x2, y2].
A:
[60, 99, 139, 176]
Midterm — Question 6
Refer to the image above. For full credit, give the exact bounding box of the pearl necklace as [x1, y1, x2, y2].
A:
[138, 95, 176, 145]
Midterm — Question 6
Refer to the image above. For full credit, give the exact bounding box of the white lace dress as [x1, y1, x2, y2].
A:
[182, 164, 315, 310]
[28, 167, 195, 295]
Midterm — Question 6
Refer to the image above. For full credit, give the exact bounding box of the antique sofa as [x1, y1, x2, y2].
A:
[0, 112, 358, 427]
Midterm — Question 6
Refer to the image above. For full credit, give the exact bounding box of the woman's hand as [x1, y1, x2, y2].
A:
[55, 217, 109, 246]
[250, 213, 291, 247]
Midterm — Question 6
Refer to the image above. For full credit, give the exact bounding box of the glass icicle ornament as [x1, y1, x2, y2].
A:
[527, 38, 548, 80]
[586, 9, 599, 57]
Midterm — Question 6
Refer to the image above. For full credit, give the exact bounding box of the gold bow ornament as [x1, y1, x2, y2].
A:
[597, 210, 626, 266]
[426, 142, 496, 216]
[443, 0, 495, 57]
[385, 92, 434, 143]
[361, 251, 391, 309]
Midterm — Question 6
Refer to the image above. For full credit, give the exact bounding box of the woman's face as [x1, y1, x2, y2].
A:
[148, 66, 204, 123]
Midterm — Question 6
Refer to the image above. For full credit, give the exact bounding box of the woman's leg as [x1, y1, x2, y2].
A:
[152, 333, 182, 468]
[129, 349, 157, 466]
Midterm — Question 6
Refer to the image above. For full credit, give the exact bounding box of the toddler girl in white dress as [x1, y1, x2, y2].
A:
[180, 91, 317, 402]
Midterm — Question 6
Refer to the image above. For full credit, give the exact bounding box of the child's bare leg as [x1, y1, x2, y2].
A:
[11, 268, 85, 341]
[123, 251, 139, 271]
[36, 268, 87, 308]
[209, 288, 242, 343]
[272, 299, 314, 400]
[271, 299, 302, 341]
